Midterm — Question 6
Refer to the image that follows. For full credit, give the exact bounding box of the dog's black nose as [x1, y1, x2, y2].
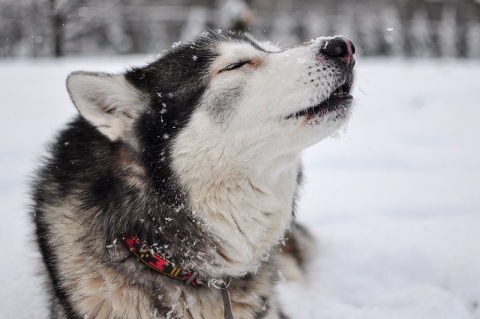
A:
[320, 37, 355, 64]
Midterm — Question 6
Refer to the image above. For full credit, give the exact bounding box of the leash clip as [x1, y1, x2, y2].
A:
[211, 277, 233, 319]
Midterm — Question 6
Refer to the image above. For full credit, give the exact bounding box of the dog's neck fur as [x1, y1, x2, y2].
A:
[171, 111, 301, 278]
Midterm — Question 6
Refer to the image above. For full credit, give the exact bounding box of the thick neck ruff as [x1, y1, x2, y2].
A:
[123, 235, 205, 287]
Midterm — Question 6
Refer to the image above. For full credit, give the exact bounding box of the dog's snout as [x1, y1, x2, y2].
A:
[320, 37, 355, 65]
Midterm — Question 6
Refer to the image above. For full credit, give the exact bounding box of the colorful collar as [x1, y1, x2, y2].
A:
[123, 235, 205, 288]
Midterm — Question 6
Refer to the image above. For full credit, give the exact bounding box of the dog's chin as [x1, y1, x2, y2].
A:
[293, 96, 352, 121]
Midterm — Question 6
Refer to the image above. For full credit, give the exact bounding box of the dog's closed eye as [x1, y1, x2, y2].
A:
[220, 60, 250, 72]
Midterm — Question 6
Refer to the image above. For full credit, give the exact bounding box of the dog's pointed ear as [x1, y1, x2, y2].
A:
[66, 71, 145, 141]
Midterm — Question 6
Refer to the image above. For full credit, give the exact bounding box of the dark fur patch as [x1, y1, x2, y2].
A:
[282, 223, 314, 270]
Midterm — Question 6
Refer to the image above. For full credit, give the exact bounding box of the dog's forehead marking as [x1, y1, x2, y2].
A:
[217, 36, 281, 55]
[258, 41, 281, 53]
[220, 42, 263, 61]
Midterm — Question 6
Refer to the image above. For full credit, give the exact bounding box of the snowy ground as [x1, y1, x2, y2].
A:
[1, 56, 479, 319]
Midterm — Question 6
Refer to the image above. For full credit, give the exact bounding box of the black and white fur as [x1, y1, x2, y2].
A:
[32, 31, 355, 319]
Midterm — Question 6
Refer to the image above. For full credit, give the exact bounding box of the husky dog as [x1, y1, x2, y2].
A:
[32, 31, 355, 319]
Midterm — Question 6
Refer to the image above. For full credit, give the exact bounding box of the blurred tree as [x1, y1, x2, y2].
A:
[1, 0, 480, 58]
[49, 0, 65, 57]
[425, 1, 442, 57]
[397, 0, 415, 57]
[455, 1, 475, 58]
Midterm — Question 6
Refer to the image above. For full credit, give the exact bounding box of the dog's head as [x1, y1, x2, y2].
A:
[67, 31, 355, 175]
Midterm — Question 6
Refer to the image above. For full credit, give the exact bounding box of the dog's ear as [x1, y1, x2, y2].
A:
[66, 71, 145, 141]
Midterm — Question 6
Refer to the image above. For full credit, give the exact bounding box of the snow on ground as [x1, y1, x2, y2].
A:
[1, 56, 479, 319]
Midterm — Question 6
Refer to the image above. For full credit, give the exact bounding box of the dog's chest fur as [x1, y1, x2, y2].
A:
[171, 112, 301, 277]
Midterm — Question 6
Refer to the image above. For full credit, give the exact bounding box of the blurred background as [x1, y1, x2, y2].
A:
[2, 1, 480, 318]
[1, 0, 480, 59]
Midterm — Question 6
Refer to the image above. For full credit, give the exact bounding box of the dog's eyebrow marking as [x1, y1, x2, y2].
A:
[239, 35, 282, 54]
[221, 38, 276, 54]
[245, 34, 282, 53]
[244, 38, 272, 53]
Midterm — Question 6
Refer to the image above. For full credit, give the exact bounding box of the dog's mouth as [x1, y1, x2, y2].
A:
[286, 80, 353, 120]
